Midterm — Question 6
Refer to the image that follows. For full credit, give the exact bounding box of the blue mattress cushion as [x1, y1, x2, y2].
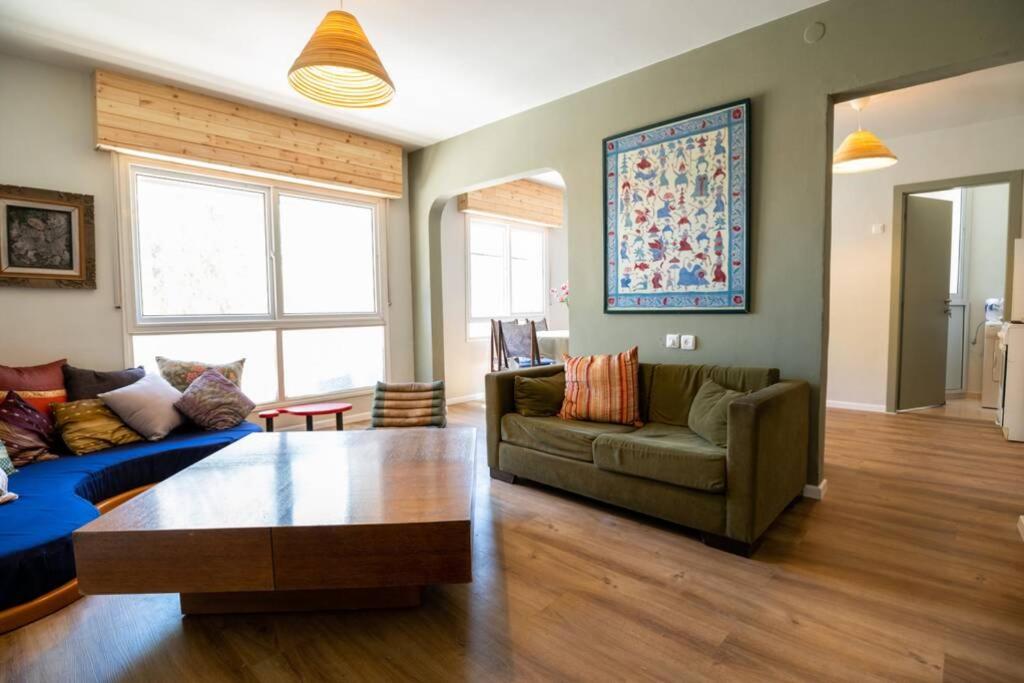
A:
[0, 421, 260, 610]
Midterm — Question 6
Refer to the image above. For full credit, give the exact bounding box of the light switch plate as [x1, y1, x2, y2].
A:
[665, 333, 680, 349]
[680, 334, 696, 350]
[871, 223, 886, 235]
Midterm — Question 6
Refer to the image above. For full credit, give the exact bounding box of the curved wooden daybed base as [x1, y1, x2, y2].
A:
[0, 484, 153, 635]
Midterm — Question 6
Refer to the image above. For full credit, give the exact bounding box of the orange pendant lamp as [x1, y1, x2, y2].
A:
[289, 4, 395, 108]
[832, 98, 897, 174]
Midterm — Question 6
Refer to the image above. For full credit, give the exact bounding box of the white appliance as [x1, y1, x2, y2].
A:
[981, 321, 1002, 408]
[997, 322, 1024, 440]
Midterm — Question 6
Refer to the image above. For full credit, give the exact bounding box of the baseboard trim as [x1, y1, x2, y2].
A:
[826, 400, 886, 413]
[803, 479, 828, 500]
[1018, 515, 1024, 543]
[448, 392, 485, 405]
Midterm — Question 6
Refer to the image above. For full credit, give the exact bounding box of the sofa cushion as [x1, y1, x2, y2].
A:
[157, 356, 244, 392]
[592, 423, 726, 492]
[514, 373, 565, 417]
[688, 381, 746, 447]
[62, 364, 144, 402]
[0, 391, 58, 467]
[52, 399, 143, 455]
[501, 413, 635, 462]
[99, 373, 184, 440]
[648, 365, 779, 427]
[175, 369, 255, 430]
[559, 346, 642, 426]
[0, 359, 67, 417]
[0, 421, 260, 611]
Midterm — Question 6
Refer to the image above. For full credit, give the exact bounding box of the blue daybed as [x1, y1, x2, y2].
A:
[0, 421, 260, 627]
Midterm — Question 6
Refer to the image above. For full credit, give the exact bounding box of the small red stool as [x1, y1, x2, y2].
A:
[258, 409, 280, 432]
[280, 402, 353, 431]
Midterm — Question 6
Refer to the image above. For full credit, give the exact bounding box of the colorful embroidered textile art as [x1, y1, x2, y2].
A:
[604, 100, 750, 312]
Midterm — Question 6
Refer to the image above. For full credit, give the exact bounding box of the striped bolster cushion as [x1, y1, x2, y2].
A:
[371, 381, 447, 428]
[559, 346, 642, 427]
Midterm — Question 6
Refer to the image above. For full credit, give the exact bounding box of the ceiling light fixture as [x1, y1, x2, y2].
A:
[288, 2, 395, 108]
[832, 98, 898, 174]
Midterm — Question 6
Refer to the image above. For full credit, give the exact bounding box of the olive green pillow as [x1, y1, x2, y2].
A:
[687, 380, 746, 447]
[53, 399, 144, 455]
[514, 374, 566, 417]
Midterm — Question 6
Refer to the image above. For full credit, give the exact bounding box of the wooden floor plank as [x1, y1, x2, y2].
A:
[2, 404, 1023, 682]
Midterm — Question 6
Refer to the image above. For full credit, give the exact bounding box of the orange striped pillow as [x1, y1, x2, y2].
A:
[559, 346, 642, 426]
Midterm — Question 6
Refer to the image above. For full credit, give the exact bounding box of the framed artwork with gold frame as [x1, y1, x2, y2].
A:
[0, 184, 95, 289]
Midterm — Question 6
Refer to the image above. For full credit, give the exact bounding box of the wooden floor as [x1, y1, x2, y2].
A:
[2, 405, 1023, 682]
[916, 396, 998, 423]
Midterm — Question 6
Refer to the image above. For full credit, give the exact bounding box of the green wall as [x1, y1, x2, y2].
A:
[407, 0, 1024, 485]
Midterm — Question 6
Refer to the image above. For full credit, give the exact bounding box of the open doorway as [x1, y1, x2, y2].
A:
[826, 61, 1024, 427]
[892, 179, 1014, 420]
[438, 171, 568, 402]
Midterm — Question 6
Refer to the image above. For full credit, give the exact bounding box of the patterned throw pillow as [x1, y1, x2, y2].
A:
[0, 359, 67, 417]
[52, 399, 144, 455]
[559, 346, 642, 427]
[0, 440, 17, 476]
[0, 391, 58, 467]
[156, 356, 245, 392]
[175, 369, 255, 430]
[63, 364, 145, 402]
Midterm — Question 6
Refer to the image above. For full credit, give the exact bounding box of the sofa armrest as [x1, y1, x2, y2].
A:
[484, 364, 565, 469]
[725, 380, 810, 543]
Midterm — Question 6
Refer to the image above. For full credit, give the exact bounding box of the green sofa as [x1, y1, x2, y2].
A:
[485, 363, 810, 554]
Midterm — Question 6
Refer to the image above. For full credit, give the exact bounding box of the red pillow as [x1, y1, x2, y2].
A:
[559, 346, 642, 426]
[0, 359, 68, 417]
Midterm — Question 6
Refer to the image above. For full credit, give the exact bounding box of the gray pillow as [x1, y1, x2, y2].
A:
[687, 380, 746, 447]
[175, 369, 254, 430]
[99, 373, 184, 441]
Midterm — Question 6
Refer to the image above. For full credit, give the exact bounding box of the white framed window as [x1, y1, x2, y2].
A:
[466, 217, 547, 339]
[118, 156, 389, 406]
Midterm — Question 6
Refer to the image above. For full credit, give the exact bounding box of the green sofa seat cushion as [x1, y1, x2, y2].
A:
[592, 423, 726, 492]
[648, 364, 779, 427]
[500, 413, 636, 462]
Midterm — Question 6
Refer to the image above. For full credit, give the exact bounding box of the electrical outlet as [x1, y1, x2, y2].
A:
[680, 334, 696, 350]
[665, 333, 680, 349]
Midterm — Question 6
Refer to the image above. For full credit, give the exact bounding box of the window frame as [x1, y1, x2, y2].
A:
[465, 215, 548, 340]
[115, 154, 391, 406]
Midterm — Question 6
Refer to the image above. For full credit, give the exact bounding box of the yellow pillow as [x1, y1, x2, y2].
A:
[52, 399, 143, 455]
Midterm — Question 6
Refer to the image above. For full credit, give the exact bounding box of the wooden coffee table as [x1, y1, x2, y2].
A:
[72, 428, 475, 615]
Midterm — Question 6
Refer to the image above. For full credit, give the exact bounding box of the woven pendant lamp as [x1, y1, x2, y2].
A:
[832, 98, 897, 174]
[289, 9, 394, 108]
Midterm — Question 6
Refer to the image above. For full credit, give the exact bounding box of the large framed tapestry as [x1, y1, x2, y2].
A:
[604, 99, 750, 313]
[0, 185, 96, 289]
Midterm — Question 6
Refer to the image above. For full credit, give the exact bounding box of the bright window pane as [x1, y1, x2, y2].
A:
[470, 254, 506, 318]
[282, 326, 384, 397]
[135, 174, 269, 317]
[510, 228, 544, 313]
[470, 220, 506, 256]
[132, 330, 278, 404]
[280, 195, 376, 314]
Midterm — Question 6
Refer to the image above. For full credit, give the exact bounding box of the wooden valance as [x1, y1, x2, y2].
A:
[94, 70, 403, 198]
[457, 179, 563, 227]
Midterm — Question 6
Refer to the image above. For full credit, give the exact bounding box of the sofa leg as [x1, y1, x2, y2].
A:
[490, 468, 516, 484]
[701, 533, 757, 557]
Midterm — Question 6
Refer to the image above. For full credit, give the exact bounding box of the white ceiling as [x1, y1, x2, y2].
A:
[0, 0, 822, 149]
[834, 61, 1024, 141]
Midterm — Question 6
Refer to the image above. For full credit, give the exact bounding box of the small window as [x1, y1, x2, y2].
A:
[466, 217, 547, 338]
